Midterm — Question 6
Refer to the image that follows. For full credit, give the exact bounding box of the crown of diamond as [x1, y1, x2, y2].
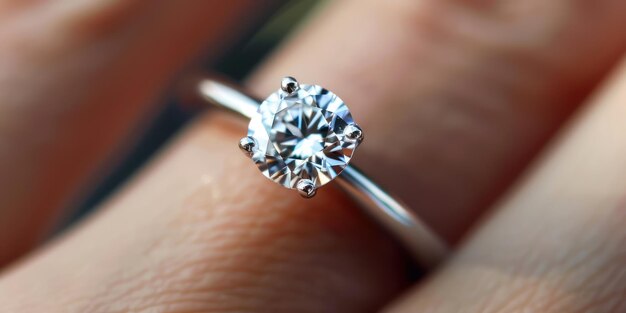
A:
[240, 77, 363, 198]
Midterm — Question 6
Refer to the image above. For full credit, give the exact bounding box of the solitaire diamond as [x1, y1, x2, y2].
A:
[242, 77, 362, 196]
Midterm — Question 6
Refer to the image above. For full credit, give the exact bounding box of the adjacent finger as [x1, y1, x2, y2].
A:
[249, 0, 626, 243]
[385, 57, 626, 312]
[0, 114, 405, 312]
[0, 0, 276, 265]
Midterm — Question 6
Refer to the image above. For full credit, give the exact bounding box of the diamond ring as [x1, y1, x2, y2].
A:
[195, 76, 448, 268]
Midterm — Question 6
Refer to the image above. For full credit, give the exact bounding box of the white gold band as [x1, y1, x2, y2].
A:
[196, 78, 448, 269]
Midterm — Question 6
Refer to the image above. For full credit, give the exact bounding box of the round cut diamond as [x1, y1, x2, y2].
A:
[247, 84, 359, 189]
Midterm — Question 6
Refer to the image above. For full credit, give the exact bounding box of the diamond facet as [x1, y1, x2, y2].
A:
[247, 82, 360, 190]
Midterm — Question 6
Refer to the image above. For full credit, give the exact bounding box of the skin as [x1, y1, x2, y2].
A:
[0, 0, 625, 312]
[0, 0, 277, 265]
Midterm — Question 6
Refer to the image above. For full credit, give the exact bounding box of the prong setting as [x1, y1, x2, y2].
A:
[245, 78, 360, 196]
[238, 136, 257, 158]
[296, 179, 317, 198]
[344, 124, 364, 143]
[281, 76, 299, 94]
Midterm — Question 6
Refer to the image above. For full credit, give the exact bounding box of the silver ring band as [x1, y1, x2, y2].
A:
[195, 77, 448, 269]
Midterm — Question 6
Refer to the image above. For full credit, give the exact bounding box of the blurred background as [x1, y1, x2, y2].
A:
[57, 1, 320, 234]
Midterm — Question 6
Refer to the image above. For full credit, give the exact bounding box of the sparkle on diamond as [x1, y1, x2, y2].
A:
[247, 84, 358, 189]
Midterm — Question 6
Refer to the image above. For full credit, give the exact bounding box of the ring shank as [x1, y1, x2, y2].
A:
[196, 78, 448, 269]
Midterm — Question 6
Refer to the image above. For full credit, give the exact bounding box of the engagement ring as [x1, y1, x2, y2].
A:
[195, 76, 448, 268]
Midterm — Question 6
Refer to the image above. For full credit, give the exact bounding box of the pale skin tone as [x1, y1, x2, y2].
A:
[0, 0, 625, 312]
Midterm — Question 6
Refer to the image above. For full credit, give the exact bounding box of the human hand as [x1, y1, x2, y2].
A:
[1, 1, 625, 312]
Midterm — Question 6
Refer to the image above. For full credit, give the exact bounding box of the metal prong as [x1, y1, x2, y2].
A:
[281, 76, 299, 94]
[238, 136, 257, 158]
[344, 124, 364, 143]
[296, 179, 317, 198]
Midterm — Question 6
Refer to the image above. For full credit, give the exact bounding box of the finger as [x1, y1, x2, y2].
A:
[249, 0, 626, 243]
[3, 0, 626, 311]
[0, 1, 276, 265]
[0, 114, 405, 312]
[385, 58, 626, 312]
